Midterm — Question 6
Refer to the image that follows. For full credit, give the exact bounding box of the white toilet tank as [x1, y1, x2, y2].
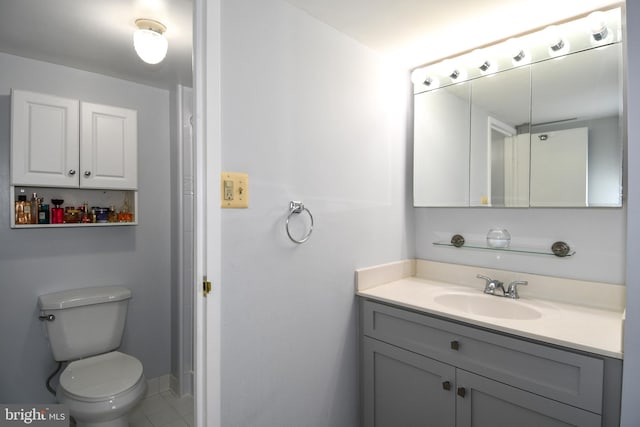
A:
[38, 286, 132, 361]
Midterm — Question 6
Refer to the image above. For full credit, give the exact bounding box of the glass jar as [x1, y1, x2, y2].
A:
[487, 228, 511, 248]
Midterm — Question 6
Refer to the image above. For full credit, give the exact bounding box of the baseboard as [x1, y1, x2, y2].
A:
[145, 374, 172, 397]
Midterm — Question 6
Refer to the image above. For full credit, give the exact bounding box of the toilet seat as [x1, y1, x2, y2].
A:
[60, 351, 143, 402]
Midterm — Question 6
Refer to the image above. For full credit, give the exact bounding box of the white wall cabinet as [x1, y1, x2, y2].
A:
[10, 89, 138, 228]
[11, 89, 137, 190]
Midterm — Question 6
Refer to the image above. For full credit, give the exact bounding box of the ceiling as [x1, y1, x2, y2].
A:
[0, 0, 193, 90]
[0, 0, 620, 90]
[284, 0, 620, 68]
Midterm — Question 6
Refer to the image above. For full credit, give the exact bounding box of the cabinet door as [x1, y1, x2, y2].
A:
[455, 370, 601, 427]
[80, 102, 137, 189]
[11, 90, 79, 187]
[363, 337, 455, 427]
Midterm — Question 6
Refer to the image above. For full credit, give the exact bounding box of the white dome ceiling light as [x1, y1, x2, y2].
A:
[133, 19, 168, 65]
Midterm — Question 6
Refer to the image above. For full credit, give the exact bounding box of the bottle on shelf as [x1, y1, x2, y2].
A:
[15, 195, 28, 224]
[30, 192, 38, 224]
[51, 199, 64, 224]
[38, 203, 50, 224]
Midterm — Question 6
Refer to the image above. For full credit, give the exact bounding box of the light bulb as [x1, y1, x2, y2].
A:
[134, 19, 168, 65]
[587, 11, 610, 45]
[544, 25, 570, 57]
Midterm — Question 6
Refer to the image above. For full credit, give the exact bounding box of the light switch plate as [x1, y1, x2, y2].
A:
[221, 172, 249, 208]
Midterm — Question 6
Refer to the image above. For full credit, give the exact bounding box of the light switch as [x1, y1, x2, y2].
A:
[221, 172, 249, 208]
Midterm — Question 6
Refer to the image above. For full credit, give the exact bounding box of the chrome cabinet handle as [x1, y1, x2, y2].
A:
[68, 169, 76, 176]
[84, 171, 91, 177]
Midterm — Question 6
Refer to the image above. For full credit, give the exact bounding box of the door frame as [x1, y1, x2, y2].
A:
[193, 0, 222, 426]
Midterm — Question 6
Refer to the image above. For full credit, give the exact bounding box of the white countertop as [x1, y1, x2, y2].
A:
[356, 260, 625, 359]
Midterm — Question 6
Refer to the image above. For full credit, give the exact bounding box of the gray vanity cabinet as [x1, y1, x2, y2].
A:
[360, 299, 621, 427]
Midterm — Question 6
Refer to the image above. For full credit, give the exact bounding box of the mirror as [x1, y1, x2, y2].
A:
[469, 66, 531, 207]
[529, 43, 623, 207]
[414, 82, 471, 206]
[413, 10, 624, 208]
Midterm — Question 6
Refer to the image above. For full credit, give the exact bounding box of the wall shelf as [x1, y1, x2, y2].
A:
[10, 186, 137, 228]
[433, 235, 575, 257]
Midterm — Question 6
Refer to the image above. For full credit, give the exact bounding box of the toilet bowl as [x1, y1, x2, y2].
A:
[38, 286, 146, 427]
[56, 352, 146, 427]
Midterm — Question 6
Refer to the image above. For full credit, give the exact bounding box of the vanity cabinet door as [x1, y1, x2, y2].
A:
[455, 370, 601, 427]
[80, 102, 137, 189]
[363, 337, 455, 427]
[11, 90, 80, 187]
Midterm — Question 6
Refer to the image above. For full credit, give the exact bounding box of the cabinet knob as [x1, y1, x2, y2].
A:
[69, 169, 76, 176]
[457, 387, 466, 398]
[84, 171, 91, 177]
[450, 340, 460, 351]
[442, 381, 451, 391]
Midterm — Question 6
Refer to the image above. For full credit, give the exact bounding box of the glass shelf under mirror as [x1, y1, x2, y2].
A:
[432, 238, 575, 257]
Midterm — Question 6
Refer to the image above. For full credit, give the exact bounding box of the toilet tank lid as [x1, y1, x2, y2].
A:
[38, 286, 131, 310]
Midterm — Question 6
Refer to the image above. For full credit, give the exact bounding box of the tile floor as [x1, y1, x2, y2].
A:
[129, 390, 194, 427]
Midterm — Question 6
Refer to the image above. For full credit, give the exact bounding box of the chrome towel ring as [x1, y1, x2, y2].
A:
[286, 201, 313, 244]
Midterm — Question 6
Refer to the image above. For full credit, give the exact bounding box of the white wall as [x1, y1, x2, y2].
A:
[218, 0, 413, 425]
[0, 53, 173, 402]
[621, 0, 640, 424]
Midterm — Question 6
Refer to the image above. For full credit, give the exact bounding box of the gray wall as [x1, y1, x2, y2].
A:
[219, 0, 413, 425]
[0, 53, 173, 403]
[621, 0, 640, 424]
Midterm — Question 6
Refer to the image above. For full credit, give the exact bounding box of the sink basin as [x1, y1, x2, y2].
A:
[434, 293, 542, 320]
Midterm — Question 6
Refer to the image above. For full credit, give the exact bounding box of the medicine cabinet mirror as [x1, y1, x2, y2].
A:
[413, 8, 624, 208]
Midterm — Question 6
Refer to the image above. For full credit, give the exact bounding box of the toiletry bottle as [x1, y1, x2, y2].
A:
[24, 199, 32, 224]
[38, 203, 50, 224]
[15, 195, 27, 224]
[51, 199, 64, 224]
[30, 192, 38, 224]
[108, 206, 117, 223]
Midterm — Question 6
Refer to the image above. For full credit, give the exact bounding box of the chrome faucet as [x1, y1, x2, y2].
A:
[477, 275, 528, 299]
[476, 274, 505, 296]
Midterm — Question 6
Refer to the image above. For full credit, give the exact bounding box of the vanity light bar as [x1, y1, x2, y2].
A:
[412, 7, 621, 94]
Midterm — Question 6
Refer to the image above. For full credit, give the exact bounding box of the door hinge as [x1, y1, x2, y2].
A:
[203, 276, 212, 297]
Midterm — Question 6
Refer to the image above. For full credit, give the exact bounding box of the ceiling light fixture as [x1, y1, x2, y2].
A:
[134, 19, 168, 65]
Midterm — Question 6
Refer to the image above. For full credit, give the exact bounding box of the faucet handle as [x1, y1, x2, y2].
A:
[506, 280, 528, 299]
[476, 274, 492, 285]
[477, 274, 503, 295]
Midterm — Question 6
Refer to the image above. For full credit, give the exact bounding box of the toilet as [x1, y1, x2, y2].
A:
[38, 286, 146, 427]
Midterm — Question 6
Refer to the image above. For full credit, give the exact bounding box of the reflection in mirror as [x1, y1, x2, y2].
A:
[414, 82, 471, 207]
[530, 43, 623, 207]
[469, 66, 530, 207]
